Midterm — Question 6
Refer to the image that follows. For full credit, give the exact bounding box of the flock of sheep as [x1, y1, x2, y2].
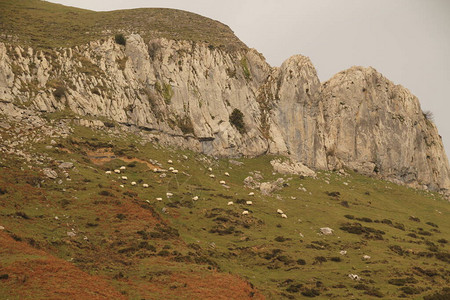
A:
[104, 159, 288, 219]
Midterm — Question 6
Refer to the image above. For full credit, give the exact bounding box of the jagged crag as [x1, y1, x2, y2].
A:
[1, 1, 448, 195]
[0, 1, 449, 299]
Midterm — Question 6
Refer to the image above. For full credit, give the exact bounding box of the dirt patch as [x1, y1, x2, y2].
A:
[0, 232, 125, 300]
[135, 270, 265, 299]
[86, 148, 160, 170]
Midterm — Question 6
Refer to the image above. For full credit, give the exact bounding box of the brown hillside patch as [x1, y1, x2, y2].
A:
[86, 148, 161, 170]
[0, 232, 125, 300]
[133, 269, 265, 300]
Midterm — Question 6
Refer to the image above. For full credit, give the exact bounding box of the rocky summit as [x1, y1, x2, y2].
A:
[1, 27, 448, 195]
[0, 1, 450, 299]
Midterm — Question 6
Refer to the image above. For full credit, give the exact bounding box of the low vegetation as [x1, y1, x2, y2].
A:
[0, 115, 449, 299]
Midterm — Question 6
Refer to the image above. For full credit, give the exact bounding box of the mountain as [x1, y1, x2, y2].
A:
[0, 1, 449, 299]
[1, 1, 448, 196]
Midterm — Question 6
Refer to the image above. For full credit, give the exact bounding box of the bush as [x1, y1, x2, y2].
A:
[53, 86, 66, 99]
[115, 33, 126, 46]
[229, 108, 246, 134]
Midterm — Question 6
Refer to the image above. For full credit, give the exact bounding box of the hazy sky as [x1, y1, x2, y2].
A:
[48, 0, 450, 154]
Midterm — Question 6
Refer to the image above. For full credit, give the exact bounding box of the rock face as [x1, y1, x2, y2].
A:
[0, 33, 449, 194]
[321, 67, 450, 191]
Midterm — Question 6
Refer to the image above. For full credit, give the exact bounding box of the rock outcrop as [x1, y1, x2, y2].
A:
[0, 31, 448, 195]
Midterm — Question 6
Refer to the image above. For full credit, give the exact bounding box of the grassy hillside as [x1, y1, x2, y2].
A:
[0, 113, 449, 299]
[0, 0, 246, 50]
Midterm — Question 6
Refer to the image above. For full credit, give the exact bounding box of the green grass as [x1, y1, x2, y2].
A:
[0, 120, 449, 299]
[0, 0, 246, 50]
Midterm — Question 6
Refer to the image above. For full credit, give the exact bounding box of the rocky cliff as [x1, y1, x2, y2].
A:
[0, 10, 448, 195]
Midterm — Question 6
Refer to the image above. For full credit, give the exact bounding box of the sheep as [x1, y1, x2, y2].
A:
[143, 183, 149, 188]
[119, 184, 124, 188]
[246, 201, 253, 205]
[166, 192, 173, 198]
[105, 171, 112, 175]
[172, 169, 179, 174]
[248, 192, 254, 196]
[208, 167, 213, 172]
[227, 201, 233, 205]
[167, 160, 173, 164]
[340, 250, 347, 256]
[224, 172, 230, 176]
[209, 174, 215, 178]
[281, 213, 288, 218]
[242, 210, 249, 215]
[153, 168, 159, 173]
[120, 166, 126, 170]
[277, 209, 284, 214]
[362, 255, 371, 260]
[348, 274, 361, 281]
[156, 197, 163, 201]
[121, 176, 128, 180]
[192, 196, 199, 201]
[114, 169, 121, 174]
[131, 181, 136, 186]
[219, 180, 226, 185]
[169, 167, 175, 171]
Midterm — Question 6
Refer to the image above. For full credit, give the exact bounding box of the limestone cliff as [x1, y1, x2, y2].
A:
[0, 31, 448, 195]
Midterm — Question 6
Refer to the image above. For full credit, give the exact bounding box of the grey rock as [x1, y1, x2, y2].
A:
[58, 162, 74, 169]
[43, 168, 57, 179]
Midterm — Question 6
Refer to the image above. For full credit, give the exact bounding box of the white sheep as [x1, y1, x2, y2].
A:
[208, 167, 213, 172]
[114, 169, 121, 174]
[105, 171, 112, 175]
[227, 201, 233, 205]
[224, 172, 230, 176]
[153, 168, 159, 173]
[209, 174, 215, 178]
[277, 209, 284, 214]
[362, 255, 371, 260]
[281, 214, 288, 218]
[348, 274, 361, 281]
[246, 201, 253, 205]
[169, 167, 175, 171]
[172, 169, 179, 174]
[143, 183, 149, 188]
[156, 197, 163, 201]
[248, 192, 254, 196]
[192, 196, 199, 201]
[131, 181, 136, 186]
[242, 210, 249, 215]
[166, 192, 173, 198]
[340, 250, 347, 256]
[119, 184, 124, 188]
[219, 180, 226, 185]
[120, 166, 126, 170]
[168, 160, 173, 164]
[121, 176, 128, 180]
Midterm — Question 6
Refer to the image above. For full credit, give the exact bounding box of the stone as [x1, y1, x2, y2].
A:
[320, 227, 334, 235]
[270, 159, 317, 177]
[58, 162, 74, 169]
[43, 168, 57, 179]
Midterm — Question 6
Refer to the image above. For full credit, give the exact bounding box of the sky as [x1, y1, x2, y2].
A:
[48, 0, 450, 155]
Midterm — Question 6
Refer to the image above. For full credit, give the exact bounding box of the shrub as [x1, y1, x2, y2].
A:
[53, 86, 66, 99]
[240, 57, 251, 80]
[296, 259, 306, 265]
[229, 108, 246, 134]
[114, 33, 126, 46]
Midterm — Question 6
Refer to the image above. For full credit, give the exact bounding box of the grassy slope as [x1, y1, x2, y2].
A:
[0, 116, 448, 299]
[0, 0, 246, 50]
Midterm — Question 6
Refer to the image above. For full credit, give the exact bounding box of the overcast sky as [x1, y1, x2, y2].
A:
[48, 0, 450, 154]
